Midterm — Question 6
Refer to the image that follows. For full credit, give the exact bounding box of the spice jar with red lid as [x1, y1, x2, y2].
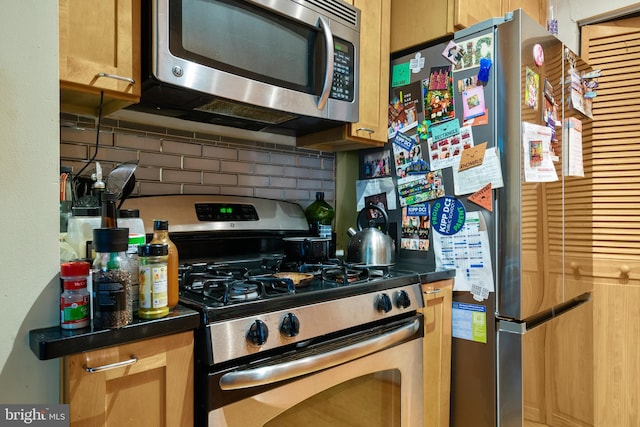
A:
[60, 261, 91, 329]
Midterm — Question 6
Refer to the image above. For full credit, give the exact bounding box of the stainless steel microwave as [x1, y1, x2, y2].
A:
[130, 0, 360, 136]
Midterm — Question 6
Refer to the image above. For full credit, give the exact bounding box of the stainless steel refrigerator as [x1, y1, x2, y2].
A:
[385, 9, 594, 427]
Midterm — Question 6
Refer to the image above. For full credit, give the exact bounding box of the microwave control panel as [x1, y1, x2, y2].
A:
[330, 39, 355, 102]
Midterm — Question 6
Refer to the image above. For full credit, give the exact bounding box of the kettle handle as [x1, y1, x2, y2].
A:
[357, 205, 389, 233]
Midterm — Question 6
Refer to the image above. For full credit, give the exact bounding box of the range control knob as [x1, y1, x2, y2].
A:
[247, 319, 269, 346]
[376, 293, 393, 313]
[280, 313, 300, 337]
[396, 290, 411, 309]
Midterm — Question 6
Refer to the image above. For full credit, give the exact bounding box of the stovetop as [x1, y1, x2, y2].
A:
[119, 195, 424, 366]
[178, 258, 422, 322]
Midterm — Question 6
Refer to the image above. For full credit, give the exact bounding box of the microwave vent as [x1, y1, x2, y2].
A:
[195, 98, 297, 125]
[305, 0, 358, 27]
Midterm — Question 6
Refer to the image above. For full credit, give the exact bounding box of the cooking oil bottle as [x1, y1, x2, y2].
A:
[150, 220, 179, 308]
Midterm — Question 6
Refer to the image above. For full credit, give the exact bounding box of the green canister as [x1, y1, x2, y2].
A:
[304, 191, 335, 238]
[137, 243, 170, 319]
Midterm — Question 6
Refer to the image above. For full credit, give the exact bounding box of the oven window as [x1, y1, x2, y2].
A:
[264, 370, 401, 427]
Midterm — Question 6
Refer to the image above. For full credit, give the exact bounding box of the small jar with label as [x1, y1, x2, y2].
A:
[117, 209, 146, 313]
[60, 261, 91, 329]
[138, 243, 170, 319]
[92, 228, 132, 329]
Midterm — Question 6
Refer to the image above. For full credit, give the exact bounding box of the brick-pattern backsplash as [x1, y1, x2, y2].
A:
[60, 113, 336, 209]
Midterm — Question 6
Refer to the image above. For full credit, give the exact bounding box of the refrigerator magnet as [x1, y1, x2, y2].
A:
[533, 44, 545, 66]
[431, 196, 465, 235]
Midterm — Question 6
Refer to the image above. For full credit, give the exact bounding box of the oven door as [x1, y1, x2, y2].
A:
[207, 315, 423, 427]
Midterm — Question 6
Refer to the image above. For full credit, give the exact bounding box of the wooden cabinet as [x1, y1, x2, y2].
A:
[296, 0, 390, 151]
[390, 0, 501, 54]
[421, 278, 453, 427]
[59, 0, 141, 117]
[455, 0, 502, 32]
[62, 331, 194, 427]
[390, 0, 548, 54]
[502, 0, 548, 28]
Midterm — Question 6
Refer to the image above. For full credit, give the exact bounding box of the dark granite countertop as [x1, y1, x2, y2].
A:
[29, 304, 201, 360]
[395, 263, 456, 284]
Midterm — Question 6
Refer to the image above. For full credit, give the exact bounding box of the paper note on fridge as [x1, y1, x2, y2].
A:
[453, 147, 504, 196]
[522, 121, 558, 182]
[432, 211, 494, 299]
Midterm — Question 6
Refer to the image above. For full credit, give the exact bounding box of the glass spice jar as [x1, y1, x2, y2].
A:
[92, 228, 132, 329]
[60, 261, 91, 329]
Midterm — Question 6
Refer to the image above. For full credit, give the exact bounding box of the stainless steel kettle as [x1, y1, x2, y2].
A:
[346, 205, 396, 266]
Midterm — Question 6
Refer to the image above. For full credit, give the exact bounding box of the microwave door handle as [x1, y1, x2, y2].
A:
[317, 16, 334, 110]
[218, 318, 420, 390]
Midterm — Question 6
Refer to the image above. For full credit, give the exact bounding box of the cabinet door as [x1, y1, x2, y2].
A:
[421, 279, 453, 427]
[390, 0, 453, 54]
[296, 0, 390, 150]
[350, 0, 390, 144]
[59, 0, 141, 115]
[63, 331, 194, 427]
[454, 0, 502, 30]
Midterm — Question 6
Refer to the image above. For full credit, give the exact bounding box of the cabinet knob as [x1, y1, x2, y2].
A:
[619, 265, 631, 275]
[570, 262, 580, 271]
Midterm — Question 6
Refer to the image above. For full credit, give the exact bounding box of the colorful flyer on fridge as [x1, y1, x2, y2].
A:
[522, 122, 558, 182]
[401, 204, 430, 251]
[392, 131, 429, 178]
[432, 211, 494, 300]
[427, 124, 475, 171]
[388, 80, 422, 139]
[462, 85, 486, 120]
[569, 68, 593, 119]
[397, 170, 445, 207]
[525, 67, 539, 110]
[453, 34, 493, 72]
[423, 66, 454, 124]
[452, 302, 487, 343]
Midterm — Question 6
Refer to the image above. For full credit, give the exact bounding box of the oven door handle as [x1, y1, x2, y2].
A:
[219, 318, 420, 390]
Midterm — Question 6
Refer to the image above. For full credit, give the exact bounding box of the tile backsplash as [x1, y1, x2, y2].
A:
[60, 113, 336, 209]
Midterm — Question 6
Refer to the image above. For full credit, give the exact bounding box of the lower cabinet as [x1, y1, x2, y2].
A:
[62, 331, 194, 427]
[421, 279, 453, 427]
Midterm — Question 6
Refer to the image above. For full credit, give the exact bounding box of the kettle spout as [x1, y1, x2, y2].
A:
[347, 227, 357, 237]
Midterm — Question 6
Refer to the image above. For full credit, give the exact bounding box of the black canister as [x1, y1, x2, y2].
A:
[92, 228, 132, 329]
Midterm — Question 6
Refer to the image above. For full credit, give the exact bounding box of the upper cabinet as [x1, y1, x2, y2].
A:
[390, 0, 547, 54]
[59, 0, 141, 117]
[502, 0, 548, 28]
[296, 0, 391, 151]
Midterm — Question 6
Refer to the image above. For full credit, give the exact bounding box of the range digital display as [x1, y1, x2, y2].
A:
[195, 203, 258, 221]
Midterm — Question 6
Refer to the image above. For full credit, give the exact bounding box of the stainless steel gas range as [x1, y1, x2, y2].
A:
[122, 195, 425, 427]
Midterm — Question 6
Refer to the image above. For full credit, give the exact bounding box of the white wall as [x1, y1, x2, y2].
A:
[0, 1, 60, 403]
[557, 0, 640, 53]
